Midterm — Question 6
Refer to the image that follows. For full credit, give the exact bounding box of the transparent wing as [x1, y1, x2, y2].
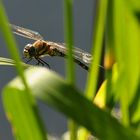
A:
[47, 41, 92, 64]
[10, 24, 44, 40]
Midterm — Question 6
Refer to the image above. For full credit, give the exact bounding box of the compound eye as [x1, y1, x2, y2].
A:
[23, 44, 36, 58]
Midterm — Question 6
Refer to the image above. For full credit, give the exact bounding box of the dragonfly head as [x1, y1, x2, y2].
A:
[23, 44, 37, 58]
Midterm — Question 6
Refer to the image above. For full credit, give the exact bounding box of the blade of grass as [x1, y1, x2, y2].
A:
[63, 0, 75, 83]
[0, 1, 30, 94]
[63, 0, 77, 140]
[85, 0, 108, 99]
[0, 57, 16, 66]
[3, 87, 47, 140]
[78, 1, 108, 139]
[0, 57, 29, 67]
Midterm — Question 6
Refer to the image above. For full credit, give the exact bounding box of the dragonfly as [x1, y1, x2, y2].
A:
[10, 24, 93, 71]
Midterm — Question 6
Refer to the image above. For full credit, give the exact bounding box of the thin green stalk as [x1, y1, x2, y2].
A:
[63, 0, 75, 83]
[85, 0, 108, 99]
[0, 1, 33, 102]
[63, 0, 77, 140]
[79, 2, 109, 139]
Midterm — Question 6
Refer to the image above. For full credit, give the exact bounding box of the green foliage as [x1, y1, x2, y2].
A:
[0, 0, 140, 140]
[3, 87, 47, 140]
[3, 67, 140, 140]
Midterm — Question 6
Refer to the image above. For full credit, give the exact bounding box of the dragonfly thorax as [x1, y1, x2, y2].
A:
[23, 44, 37, 58]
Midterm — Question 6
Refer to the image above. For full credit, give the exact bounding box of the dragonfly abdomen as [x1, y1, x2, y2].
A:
[55, 49, 89, 71]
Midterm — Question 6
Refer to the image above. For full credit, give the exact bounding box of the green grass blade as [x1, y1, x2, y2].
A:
[85, 0, 108, 99]
[63, 0, 75, 83]
[79, 1, 108, 139]
[0, 57, 29, 67]
[0, 1, 29, 92]
[3, 87, 47, 140]
[63, 0, 77, 139]
[0, 57, 16, 66]
[4, 67, 140, 140]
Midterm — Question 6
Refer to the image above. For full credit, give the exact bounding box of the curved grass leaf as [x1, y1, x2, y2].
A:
[3, 88, 47, 140]
[0, 57, 16, 66]
[0, 57, 29, 67]
[3, 67, 140, 140]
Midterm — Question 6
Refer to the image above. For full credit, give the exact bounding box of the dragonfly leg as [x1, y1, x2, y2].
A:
[36, 58, 50, 69]
[35, 59, 41, 65]
[22, 55, 33, 64]
[25, 58, 33, 63]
